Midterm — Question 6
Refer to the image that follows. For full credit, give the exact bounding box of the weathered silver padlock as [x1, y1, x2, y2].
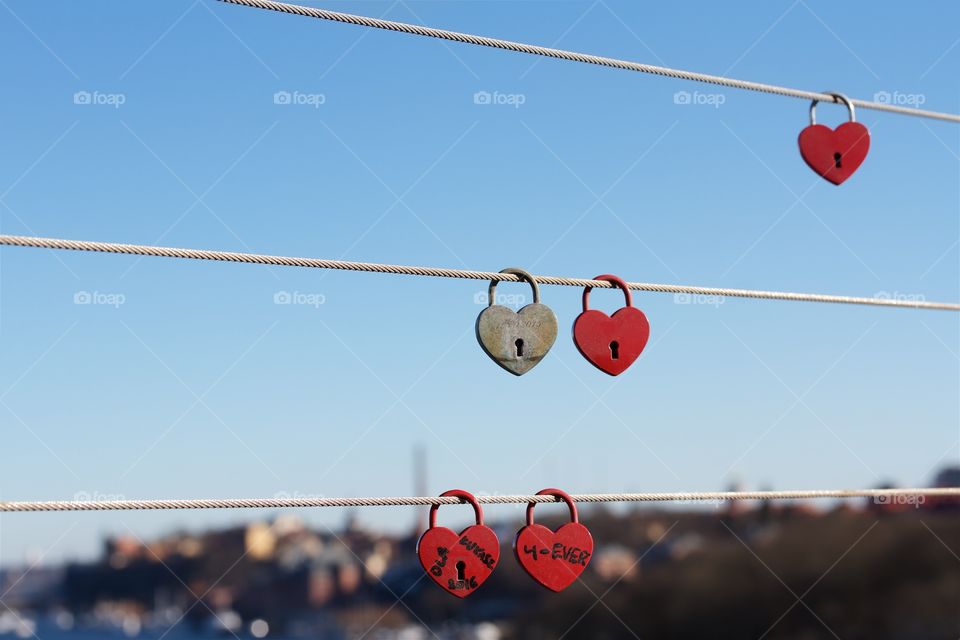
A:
[476, 268, 558, 376]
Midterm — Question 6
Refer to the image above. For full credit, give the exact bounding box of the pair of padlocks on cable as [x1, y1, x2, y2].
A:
[417, 488, 593, 597]
[476, 268, 650, 376]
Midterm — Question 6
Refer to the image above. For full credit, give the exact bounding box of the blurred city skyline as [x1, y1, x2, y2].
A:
[2, 475, 958, 638]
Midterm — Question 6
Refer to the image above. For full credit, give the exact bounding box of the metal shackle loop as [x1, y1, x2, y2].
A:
[488, 268, 541, 306]
[582, 274, 633, 312]
[809, 91, 856, 126]
[429, 489, 484, 529]
[526, 488, 579, 526]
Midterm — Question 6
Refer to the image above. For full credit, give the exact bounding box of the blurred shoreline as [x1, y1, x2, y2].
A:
[2, 471, 958, 639]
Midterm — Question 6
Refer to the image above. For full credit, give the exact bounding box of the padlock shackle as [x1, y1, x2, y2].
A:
[429, 489, 484, 528]
[526, 488, 578, 526]
[809, 91, 855, 126]
[488, 268, 540, 306]
[582, 274, 633, 311]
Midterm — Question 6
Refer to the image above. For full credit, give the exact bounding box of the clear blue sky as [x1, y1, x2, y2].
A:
[0, 0, 957, 564]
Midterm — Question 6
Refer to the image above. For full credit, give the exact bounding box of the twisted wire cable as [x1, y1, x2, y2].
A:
[2, 488, 956, 512]
[1, 234, 956, 311]
[215, 0, 960, 123]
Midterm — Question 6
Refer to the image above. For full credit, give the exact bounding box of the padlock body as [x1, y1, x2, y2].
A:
[798, 122, 870, 185]
[476, 303, 558, 376]
[573, 306, 649, 376]
[418, 524, 500, 598]
[515, 522, 594, 592]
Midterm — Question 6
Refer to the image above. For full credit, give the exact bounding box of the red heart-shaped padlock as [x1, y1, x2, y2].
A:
[515, 489, 593, 592]
[797, 93, 870, 185]
[417, 490, 500, 598]
[573, 275, 650, 376]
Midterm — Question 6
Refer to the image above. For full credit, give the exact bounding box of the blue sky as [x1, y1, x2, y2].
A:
[0, 0, 958, 563]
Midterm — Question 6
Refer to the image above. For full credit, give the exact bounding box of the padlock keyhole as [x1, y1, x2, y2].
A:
[610, 340, 620, 360]
[515, 338, 524, 358]
[455, 561, 466, 582]
[833, 152, 842, 169]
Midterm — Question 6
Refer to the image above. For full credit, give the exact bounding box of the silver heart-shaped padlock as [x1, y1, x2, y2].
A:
[476, 268, 558, 376]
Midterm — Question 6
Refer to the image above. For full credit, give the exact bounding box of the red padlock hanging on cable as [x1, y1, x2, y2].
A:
[417, 489, 500, 598]
[515, 488, 594, 592]
[798, 91, 870, 185]
[572, 274, 650, 376]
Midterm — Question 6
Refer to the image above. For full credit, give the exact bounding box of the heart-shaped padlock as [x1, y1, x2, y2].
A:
[798, 92, 870, 185]
[515, 488, 593, 592]
[417, 490, 500, 598]
[476, 268, 558, 376]
[572, 274, 650, 376]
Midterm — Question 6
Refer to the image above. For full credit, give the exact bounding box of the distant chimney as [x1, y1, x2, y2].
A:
[413, 444, 427, 533]
[726, 480, 747, 517]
